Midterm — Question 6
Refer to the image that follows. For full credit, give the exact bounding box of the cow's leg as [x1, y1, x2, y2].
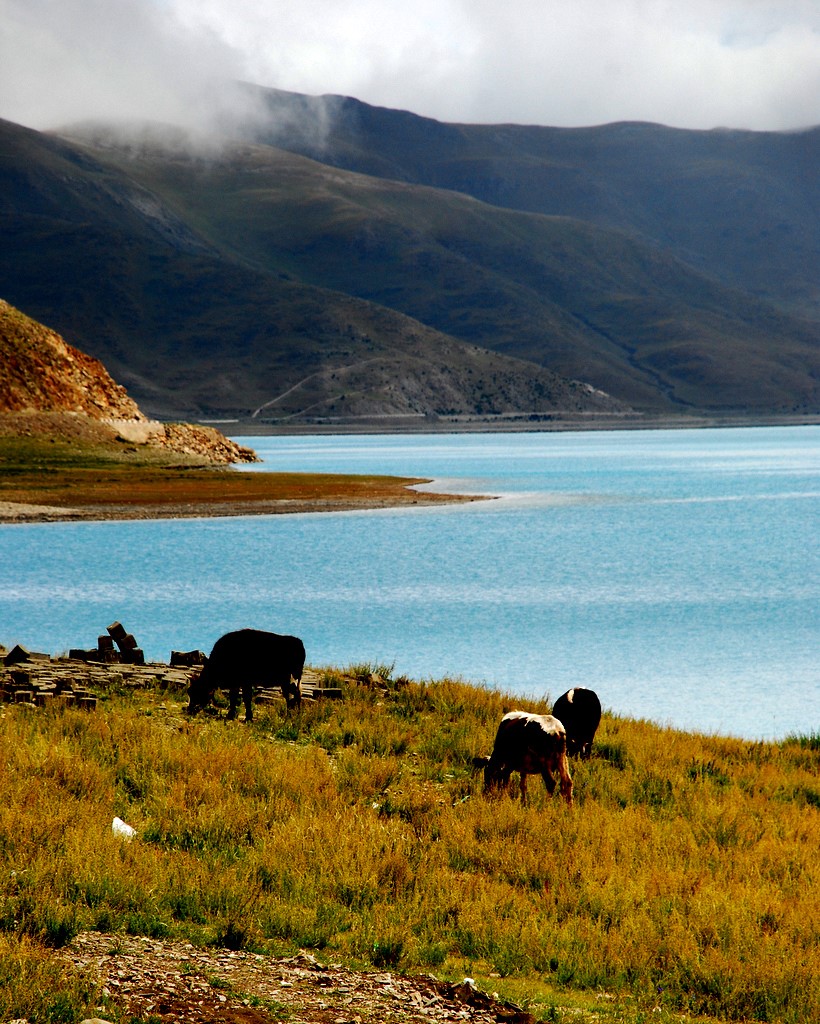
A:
[557, 752, 574, 807]
[226, 688, 239, 720]
[541, 769, 557, 796]
[243, 684, 254, 722]
[487, 765, 511, 794]
[519, 773, 529, 803]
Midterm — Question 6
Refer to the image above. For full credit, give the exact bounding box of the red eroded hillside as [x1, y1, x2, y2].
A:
[0, 299, 257, 463]
[0, 298, 144, 420]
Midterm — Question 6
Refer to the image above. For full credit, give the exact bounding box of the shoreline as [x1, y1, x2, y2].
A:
[220, 411, 820, 436]
[0, 489, 480, 525]
[2, 416, 816, 525]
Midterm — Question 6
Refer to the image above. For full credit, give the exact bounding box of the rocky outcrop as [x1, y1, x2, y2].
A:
[0, 299, 257, 463]
[150, 422, 258, 463]
[0, 298, 144, 420]
[106, 418, 258, 463]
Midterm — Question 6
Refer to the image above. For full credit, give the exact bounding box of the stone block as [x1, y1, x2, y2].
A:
[5, 645, 49, 666]
[170, 649, 206, 667]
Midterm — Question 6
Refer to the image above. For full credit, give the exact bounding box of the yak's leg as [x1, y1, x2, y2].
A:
[541, 769, 557, 796]
[226, 688, 240, 720]
[288, 666, 303, 710]
[519, 773, 529, 803]
[243, 684, 254, 722]
[557, 752, 574, 807]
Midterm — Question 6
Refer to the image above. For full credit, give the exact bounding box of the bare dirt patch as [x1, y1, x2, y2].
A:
[64, 933, 534, 1024]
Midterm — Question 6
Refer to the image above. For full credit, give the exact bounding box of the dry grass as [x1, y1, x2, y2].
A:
[0, 671, 818, 1023]
[0, 428, 468, 516]
[0, 464, 450, 510]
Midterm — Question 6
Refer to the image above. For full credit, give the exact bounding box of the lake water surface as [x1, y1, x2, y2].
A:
[2, 426, 817, 740]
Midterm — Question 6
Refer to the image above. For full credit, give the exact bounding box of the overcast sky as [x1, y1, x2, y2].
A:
[1, 0, 818, 133]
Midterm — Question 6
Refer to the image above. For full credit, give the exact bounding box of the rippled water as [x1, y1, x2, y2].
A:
[2, 425, 818, 740]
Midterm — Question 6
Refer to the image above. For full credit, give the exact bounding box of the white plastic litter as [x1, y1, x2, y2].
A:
[112, 816, 136, 840]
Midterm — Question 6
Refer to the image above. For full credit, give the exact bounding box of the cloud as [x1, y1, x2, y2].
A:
[0, 0, 254, 133]
[1, 0, 818, 133]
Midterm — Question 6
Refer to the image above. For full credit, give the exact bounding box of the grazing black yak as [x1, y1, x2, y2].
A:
[474, 711, 573, 806]
[187, 628, 305, 721]
[552, 687, 602, 758]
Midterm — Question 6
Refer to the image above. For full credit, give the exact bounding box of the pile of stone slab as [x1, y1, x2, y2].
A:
[0, 642, 199, 711]
[0, 639, 342, 712]
[1, 644, 99, 709]
[70, 621, 145, 666]
[296, 668, 342, 701]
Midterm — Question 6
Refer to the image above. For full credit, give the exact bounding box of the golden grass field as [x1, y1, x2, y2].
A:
[0, 667, 817, 1024]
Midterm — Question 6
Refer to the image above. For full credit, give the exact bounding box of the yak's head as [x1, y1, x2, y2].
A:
[185, 664, 214, 715]
[471, 755, 502, 794]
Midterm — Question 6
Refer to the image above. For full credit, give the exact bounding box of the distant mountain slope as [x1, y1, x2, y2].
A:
[0, 119, 623, 424]
[0, 95, 818, 422]
[54, 121, 819, 416]
[246, 87, 820, 322]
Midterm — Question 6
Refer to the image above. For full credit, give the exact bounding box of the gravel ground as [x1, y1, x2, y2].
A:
[62, 932, 536, 1024]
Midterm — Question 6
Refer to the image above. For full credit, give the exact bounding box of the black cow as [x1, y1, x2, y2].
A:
[186, 628, 305, 721]
[474, 711, 573, 806]
[551, 687, 601, 758]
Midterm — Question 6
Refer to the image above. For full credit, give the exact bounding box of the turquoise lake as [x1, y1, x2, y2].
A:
[2, 425, 817, 740]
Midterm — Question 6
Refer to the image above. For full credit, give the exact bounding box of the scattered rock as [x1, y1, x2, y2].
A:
[63, 933, 534, 1024]
[150, 422, 258, 464]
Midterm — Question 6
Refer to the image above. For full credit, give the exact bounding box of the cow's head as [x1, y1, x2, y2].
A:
[185, 665, 214, 715]
[482, 761, 506, 795]
[472, 755, 503, 794]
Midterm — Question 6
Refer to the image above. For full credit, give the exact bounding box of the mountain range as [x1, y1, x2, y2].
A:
[0, 85, 817, 425]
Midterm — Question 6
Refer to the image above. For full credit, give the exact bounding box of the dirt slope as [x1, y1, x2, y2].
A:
[0, 297, 144, 420]
[0, 299, 256, 463]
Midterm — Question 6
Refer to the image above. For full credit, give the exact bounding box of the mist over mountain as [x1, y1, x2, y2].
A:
[0, 88, 817, 425]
